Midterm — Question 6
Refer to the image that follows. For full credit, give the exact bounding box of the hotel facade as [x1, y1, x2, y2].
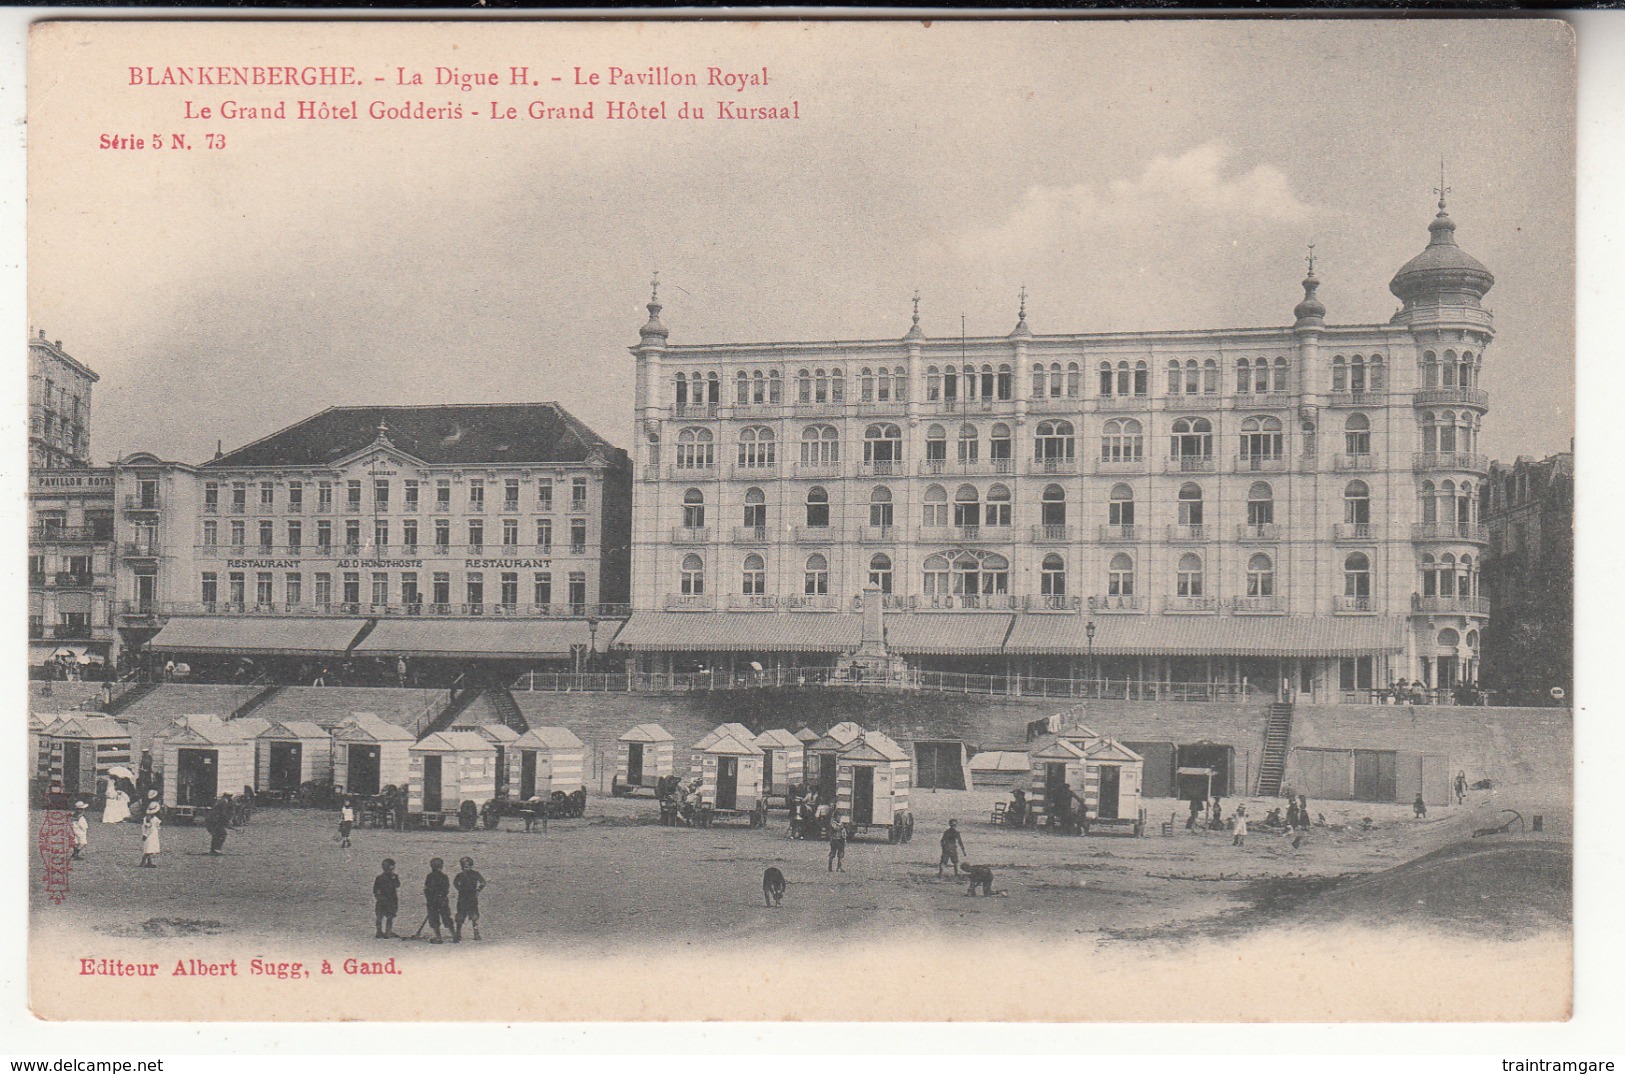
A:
[617, 201, 1495, 702]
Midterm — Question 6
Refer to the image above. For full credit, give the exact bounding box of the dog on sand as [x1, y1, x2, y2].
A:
[762, 867, 788, 907]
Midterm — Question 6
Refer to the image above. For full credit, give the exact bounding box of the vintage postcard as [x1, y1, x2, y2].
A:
[24, 17, 1575, 1022]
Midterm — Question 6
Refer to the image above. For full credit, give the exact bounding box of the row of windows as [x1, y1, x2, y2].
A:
[674, 480, 1376, 530]
[200, 517, 589, 550]
[1419, 350, 1481, 390]
[674, 550, 1377, 600]
[199, 569, 588, 609]
[669, 414, 1398, 468]
[201, 477, 591, 513]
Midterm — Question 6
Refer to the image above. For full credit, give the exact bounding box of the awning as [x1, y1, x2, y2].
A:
[148, 617, 368, 657]
[613, 612, 862, 653]
[884, 613, 1013, 655]
[352, 617, 606, 660]
[1004, 614, 1407, 657]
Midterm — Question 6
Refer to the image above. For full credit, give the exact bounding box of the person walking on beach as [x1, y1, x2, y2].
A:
[372, 858, 400, 939]
[206, 794, 232, 855]
[424, 858, 454, 944]
[338, 797, 355, 848]
[139, 800, 162, 867]
[1454, 771, 1468, 805]
[1231, 806, 1248, 847]
[938, 819, 966, 877]
[1413, 793, 1428, 819]
[71, 801, 89, 860]
[452, 857, 486, 942]
[827, 813, 847, 873]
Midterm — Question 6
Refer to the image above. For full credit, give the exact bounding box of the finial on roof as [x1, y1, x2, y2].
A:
[650, 270, 660, 306]
[904, 290, 925, 341]
[1019, 285, 1027, 321]
[1435, 156, 1450, 212]
[1305, 241, 1317, 278]
[639, 270, 669, 345]
[376, 419, 389, 440]
[1009, 284, 1033, 339]
[214, 439, 223, 460]
[1294, 242, 1326, 328]
[912, 290, 920, 326]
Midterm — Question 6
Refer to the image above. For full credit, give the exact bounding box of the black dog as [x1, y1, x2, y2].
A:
[964, 864, 1003, 897]
[762, 867, 787, 907]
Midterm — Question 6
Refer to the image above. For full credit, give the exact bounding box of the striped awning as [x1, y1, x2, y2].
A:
[884, 613, 1014, 655]
[353, 617, 604, 660]
[1004, 614, 1408, 657]
[148, 617, 368, 657]
[612, 612, 862, 653]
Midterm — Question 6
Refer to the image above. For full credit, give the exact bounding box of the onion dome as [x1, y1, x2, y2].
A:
[1389, 198, 1494, 309]
[1294, 246, 1325, 328]
[638, 273, 668, 345]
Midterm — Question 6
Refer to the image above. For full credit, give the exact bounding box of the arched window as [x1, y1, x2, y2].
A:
[1438, 411, 1458, 454]
[1332, 356, 1347, 393]
[869, 486, 893, 529]
[1166, 360, 1181, 395]
[1035, 419, 1075, 463]
[1236, 358, 1251, 394]
[1177, 483, 1204, 528]
[985, 484, 1012, 527]
[1459, 351, 1474, 389]
[1441, 350, 1458, 388]
[924, 423, 947, 468]
[957, 423, 979, 464]
[1420, 411, 1439, 454]
[1460, 554, 1476, 597]
[1049, 362, 1064, 399]
[1098, 361, 1114, 397]
[926, 365, 942, 402]
[800, 424, 839, 466]
[1421, 553, 1438, 597]
[951, 549, 1009, 603]
[735, 370, 750, 405]
[1171, 417, 1213, 460]
[990, 423, 1012, 466]
[680, 553, 705, 596]
[864, 423, 902, 467]
[980, 364, 996, 401]
[674, 371, 688, 405]
[1344, 413, 1371, 457]
[704, 371, 720, 404]
[1439, 553, 1458, 597]
[1108, 553, 1135, 597]
[805, 486, 830, 529]
[1421, 480, 1439, 525]
[1109, 483, 1135, 527]
[1247, 481, 1274, 527]
[1254, 358, 1270, 395]
[1240, 415, 1284, 461]
[1344, 480, 1370, 527]
[1456, 481, 1474, 526]
[953, 484, 980, 529]
[752, 369, 767, 404]
[1034, 364, 1049, 398]
[1247, 553, 1275, 597]
[681, 488, 705, 529]
[1185, 359, 1200, 395]
[922, 553, 950, 600]
[1041, 484, 1067, 528]
[1177, 553, 1205, 597]
[1367, 354, 1384, 391]
[796, 369, 812, 403]
[741, 553, 766, 596]
[1102, 418, 1143, 462]
[1132, 359, 1148, 396]
[675, 427, 714, 469]
[1066, 362, 1080, 398]
[893, 365, 908, 402]
[830, 368, 845, 403]
[1272, 357, 1289, 393]
[922, 485, 948, 527]
[869, 553, 893, 594]
[1422, 351, 1439, 389]
[803, 553, 829, 596]
[998, 363, 1014, 400]
[812, 368, 828, 403]
[738, 425, 776, 468]
[767, 370, 782, 403]
[943, 363, 959, 402]
[859, 367, 875, 402]
[875, 366, 892, 402]
[1350, 354, 1367, 393]
[742, 487, 766, 530]
[1203, 358, 1219, 394]
[1041, 553, 1067, 597]
[1343, 552, 1371, 600]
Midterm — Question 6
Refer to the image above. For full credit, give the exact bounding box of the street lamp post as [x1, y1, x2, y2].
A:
[1085, 619, 1097, 698]
[586, 616, 600, 675]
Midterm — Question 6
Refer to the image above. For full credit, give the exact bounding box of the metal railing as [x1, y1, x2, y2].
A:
[1333, 522, 1375, 541]
[1411, 522, 1489, 543]
[1411, 594, 1491, 615]
[31, 526, 109, 543]
[1413, 451, 1489, 474]
[1031, 524, 1072, 542]
[1236, 523, 1279, 541]
[115, 599, 630, 619]
[1412, 387, 1488, 408]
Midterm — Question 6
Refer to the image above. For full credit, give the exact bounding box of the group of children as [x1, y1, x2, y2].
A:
[372, 856, 486, 944]
[67, 791, 167, 867]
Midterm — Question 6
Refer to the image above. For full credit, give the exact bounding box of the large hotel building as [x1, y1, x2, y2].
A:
[617, 200, 1494, 701]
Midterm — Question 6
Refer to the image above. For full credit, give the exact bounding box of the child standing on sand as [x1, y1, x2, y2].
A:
[373, 858, 400, 938]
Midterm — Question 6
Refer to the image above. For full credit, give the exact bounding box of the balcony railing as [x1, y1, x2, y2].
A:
[1095, 394, 1151, 410]
[1410, 522, 1489, 543]
[1097, 524, 1138, 542]
[674, 403, 720, 419]
[1234, 454, 1287, 473]
[918, 458, 1016, 477]
[669, 462, 717, 478]
[791, 402, 846, 417]
[1412, 594, 1491, 616]
[1413, 452, 1489, 474]
[1089, 594, 1145, 613]
[920, 525, 1001, 543]
[730, 462, 780, 479]
[1413, 387, 1488, 408]
[31, 525, 109, 543]
[1334, 522, 1375, 542]
[858, 525, 896, 543]
[1333, 453, 1379, 472]
[1236, 523, 1279, 542]
[860, 460, 903, 477]
[1231, 595, 1284, 614]
[1031, 524, 1072, 543]
[28, 572, 46, 587]
[51, 624, 95, 639]
[1334, 595, 1375, 614]
[665, 593, 715, 611]
[1164, 455, 1216, 473]
[1166, 524, 1209, 542]
[1164, 595, 1220, 614]
[671, 526, 711, 544]
[1095, 456, 1146, 473]
[119, 600, 630, 619]
[793, 460, 843, 478]
[727, 594, 778, 611]
[52, 572, 96, 588]
[1326, 390, 1384, 407]
[123, 496, 161, 511]
[345, 501, 363, 513]
[786, 594, 841, 611]
[1023, 594, 1081, 612]
[733, 526, 770, 544]
[229, 502, 247, 514]
[792, 525, 836, 543]
[730, 403, 781, 419]
[1032, 456, 1078, 475]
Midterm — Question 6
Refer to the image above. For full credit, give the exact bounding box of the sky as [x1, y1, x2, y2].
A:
[28, 18, 1576, 465]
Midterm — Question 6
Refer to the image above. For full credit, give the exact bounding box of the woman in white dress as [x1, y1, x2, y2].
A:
[139, 802, 162, 867]
[101, 779, 130, 824]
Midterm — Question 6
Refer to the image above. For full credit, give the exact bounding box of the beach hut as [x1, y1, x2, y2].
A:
[752, 728, 804, 798]
[47, 715, 134, 799]
[835, 731, 912, 840]
[509, 726, 586, 800]
[331, 713, 414, 797]
[253, 721, 332, 797]
[697, 728, 765, 813]
[808, 721, 865, 802]
[407, 731, 498, 816]
[793, 726, 821, 787]
[968, 750, 1030, 790]
[615, 724, 674, 796]
[155, 715, 254, 811]
[688, 722, 756, 776]
[469, 724, 519, 798]
[31, 715, 64, 786]
[1027, 735, 1090, 820]
[1081, 739, 1145, 824]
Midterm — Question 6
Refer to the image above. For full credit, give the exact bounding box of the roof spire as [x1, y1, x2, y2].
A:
[639, 270, 669, 345]
[1018, 285, 1027, 322]
[904, 290, 924, 341]
[1294, 240, 1325, 328]
[1305, 241, 1317, 278]
[376, 419, 389, 440]
[912, 290, 920, 326]
[1009, 284, 1033, 339]
[650, 270, 660, 307]
[1435, 156, 1450, 212]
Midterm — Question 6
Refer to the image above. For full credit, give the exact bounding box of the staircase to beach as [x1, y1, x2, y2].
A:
[1256, 701, 1294, 796]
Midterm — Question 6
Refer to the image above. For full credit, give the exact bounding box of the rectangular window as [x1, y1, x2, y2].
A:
[342, 572, 361, 607]
[314, 573, 332, 607]
[504, 478, 520, 509]
[404, 480, 419, 509]
[259, 520, 274, 550]
[260, 482, 275, 508]
[318, 482, 333, 512]
[434, 519, 451, 551]
[374, 479, 390, 508]
[401, 572, 421, 607]
[372, 573, 389, 607]
[502, 518, 519, 547]
[402, 518, 418, 549]
[287, 520, 302, 549]
[285, 573, 302, 606]
[469, 480, 485, 510]
[568, 571, 587, 612]
[466, 572, 484, 609]
[536, 518, 553, 549]
[204, 482, 219, 512]
[228, 571, 246, 606]
[570, 519, 587, 554]
[468, 520, 484, 550]
[500, 572, 519, 608]
[432, 572, 450, 607]
[317, 520, 333, 550]
[374, 519, 389, 549]
[202, 520, 218, 546]
[436, 480, 451, 510]
[288, 482, 303, 512]
[201, 572, 218, 607]
[256, 572, 274, 606]
[230, 520, 246, 548]
[571, 477, 588, 510]
[347, 480, 362, 508]
[345, 519, 361, 551]
[534, 572, 552, 607]
[537, 480, 553, 511]
[232, 483, 247, 511]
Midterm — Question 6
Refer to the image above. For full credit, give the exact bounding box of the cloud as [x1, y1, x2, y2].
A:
[960, 142, 1312, 260]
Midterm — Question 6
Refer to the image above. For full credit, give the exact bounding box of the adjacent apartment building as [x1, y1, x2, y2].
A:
[617, 198, 1495, 702]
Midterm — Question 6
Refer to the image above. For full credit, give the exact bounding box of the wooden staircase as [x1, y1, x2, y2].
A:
[100, 681, 157, 716]
[1256, 702, 1294, 797]
[231, 684, 284, 721]
[423, 685, 485, 737]
[484, 684, 529, 735]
